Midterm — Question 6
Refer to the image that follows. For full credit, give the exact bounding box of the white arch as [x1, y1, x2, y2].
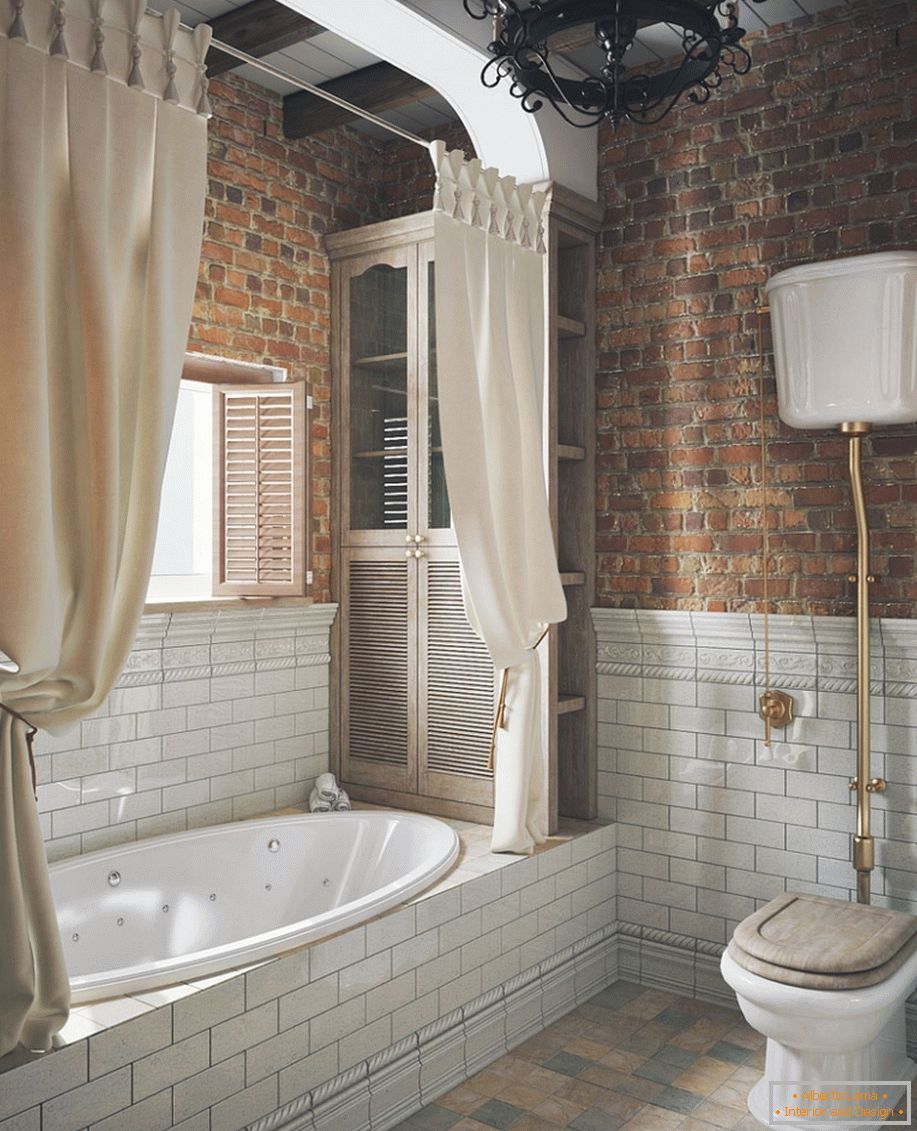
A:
[281, 0, 598, 200]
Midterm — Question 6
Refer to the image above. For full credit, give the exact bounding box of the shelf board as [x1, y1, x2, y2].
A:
[557, 444, 586, 462]
[357, 384, 439, 403]
[557, 315, 586, 340]
[354, 448, 407, 458]
[557, 694, 586, 715]
[559, 571, 585, 587]
[354, 447, 442, 459]
[353, 352, 408, 369]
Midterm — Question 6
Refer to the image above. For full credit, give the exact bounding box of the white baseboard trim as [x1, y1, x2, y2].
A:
[249, 922, 917, 1131]
[616, 923, 917, 1059]
[615, 922, 735, 1009]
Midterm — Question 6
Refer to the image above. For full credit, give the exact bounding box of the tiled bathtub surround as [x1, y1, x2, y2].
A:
[592, 608, 917, 1045]
[0, 820, 617, 1131]
[35, 603, 337, 862]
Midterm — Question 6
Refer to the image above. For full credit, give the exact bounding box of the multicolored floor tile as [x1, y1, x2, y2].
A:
[394, 981, 916, 1131]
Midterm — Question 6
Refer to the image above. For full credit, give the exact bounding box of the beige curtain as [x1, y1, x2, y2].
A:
[0, 10, 208, 1055]
[431, 142, 567, 854]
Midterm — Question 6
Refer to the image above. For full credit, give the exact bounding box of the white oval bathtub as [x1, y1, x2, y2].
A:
[51, 810, 459, 1003]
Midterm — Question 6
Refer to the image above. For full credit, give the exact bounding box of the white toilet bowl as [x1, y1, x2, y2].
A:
[721, 945, 917, 1131]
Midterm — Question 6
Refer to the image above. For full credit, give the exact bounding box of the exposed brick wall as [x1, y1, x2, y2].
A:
[596, 0, 917, 617]
[188, 73, 387, 603]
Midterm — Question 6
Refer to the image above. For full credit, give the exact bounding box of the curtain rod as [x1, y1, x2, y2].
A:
[208, 37, 429, 149]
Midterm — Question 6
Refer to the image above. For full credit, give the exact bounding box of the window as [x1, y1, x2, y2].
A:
[147, 353, 310, 602]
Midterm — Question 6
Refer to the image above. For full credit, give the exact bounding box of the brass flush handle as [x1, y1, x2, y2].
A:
[759, 689, 794, 747]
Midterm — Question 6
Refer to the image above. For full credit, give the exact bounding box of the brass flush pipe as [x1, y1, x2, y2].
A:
[755, 301, 796, 747]
[841, 422, 886, 905]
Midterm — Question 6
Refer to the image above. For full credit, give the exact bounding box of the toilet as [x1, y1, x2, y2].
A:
[721, 892, 917, 1131]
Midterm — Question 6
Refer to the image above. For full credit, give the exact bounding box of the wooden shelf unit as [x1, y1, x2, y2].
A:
[541, 184, 601, 825]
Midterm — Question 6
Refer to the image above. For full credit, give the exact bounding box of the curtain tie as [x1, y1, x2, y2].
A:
[0, 701, 39, 800]
[487, 625, 550, 772]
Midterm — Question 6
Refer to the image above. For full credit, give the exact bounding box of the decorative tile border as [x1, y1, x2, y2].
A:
[593, 609, 917, 699]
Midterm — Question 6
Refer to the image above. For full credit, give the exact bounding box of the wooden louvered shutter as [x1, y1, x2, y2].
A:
[345, 558, 411, 773]
[421, 558, 495, 802]
[213, 383, 307, 596]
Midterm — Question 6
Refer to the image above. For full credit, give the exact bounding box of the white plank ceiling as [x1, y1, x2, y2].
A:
[178, 0, 854, 139]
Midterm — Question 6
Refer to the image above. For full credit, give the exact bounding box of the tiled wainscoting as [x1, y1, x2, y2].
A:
[36, 603, 337, 863]
[1, 822, 617, 1131]
[592, 608, 917, 1049]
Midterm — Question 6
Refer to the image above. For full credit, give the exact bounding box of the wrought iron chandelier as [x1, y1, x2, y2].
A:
[463, 0, 766, 128]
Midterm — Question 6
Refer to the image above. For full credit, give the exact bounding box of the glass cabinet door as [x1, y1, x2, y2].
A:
[425, 256, 451, 532]
[347, 258, 411, 535]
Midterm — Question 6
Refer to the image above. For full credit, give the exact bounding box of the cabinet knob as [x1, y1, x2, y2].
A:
[413, 534, 425, 544]
[413, 548, 425, 559]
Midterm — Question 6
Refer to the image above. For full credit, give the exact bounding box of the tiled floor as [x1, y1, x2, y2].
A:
[395, 981, 916, 1131]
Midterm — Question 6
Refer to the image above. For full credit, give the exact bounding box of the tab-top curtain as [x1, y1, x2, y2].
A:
[0, 0, 209, 1056]
[430, 140, 566, 854]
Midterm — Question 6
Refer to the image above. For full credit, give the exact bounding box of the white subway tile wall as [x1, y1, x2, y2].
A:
[593, 609, 917, 943]
[34, 604, 338, 862]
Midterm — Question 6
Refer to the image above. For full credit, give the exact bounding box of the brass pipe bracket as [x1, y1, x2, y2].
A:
[849, 776, 887, 793]
[759, 689, 794, 746]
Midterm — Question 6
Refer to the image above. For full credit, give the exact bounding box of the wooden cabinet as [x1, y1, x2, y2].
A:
[327, 191, 599, 829]
[328, 215, 496, 822]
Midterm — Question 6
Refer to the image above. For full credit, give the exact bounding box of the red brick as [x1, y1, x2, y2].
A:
[595, 0, 916, 616]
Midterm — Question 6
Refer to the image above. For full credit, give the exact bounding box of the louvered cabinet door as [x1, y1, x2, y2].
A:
[418, 550, 496, 806]
[340, 549, 417, 792]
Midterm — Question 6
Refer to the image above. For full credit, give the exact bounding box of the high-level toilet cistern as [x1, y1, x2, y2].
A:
[720, 251, 917, 1131]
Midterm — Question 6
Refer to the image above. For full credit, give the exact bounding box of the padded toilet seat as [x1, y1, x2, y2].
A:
[728, 892, 917, 990]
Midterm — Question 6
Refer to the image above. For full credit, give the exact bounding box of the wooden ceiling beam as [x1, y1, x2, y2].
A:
[206, 0, 325, 78]
[283, 61, 434, 139]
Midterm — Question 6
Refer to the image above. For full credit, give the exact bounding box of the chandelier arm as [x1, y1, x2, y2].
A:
[472, 0, 757, 128]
